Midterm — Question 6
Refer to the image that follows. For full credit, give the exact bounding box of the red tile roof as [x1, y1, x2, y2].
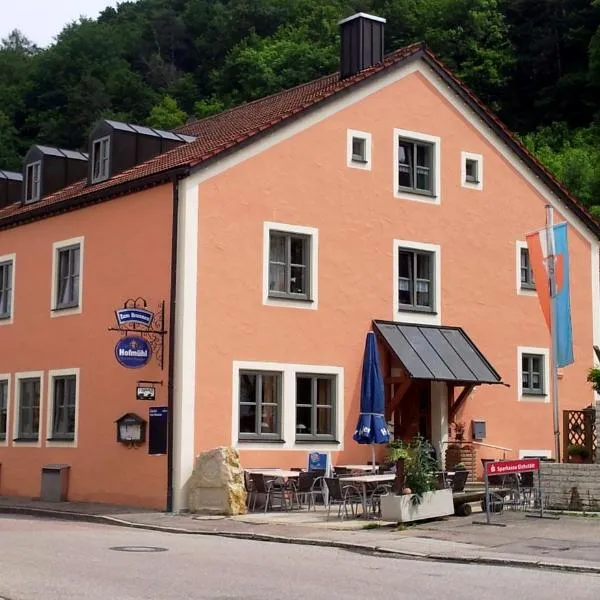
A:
[1, 41, 598, 236]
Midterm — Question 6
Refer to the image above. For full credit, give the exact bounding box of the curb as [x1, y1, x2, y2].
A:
[2, 505, 600, 575]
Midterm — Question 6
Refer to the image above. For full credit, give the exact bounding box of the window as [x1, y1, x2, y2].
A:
[520, 247, 535, 290]
[461, 152, 483, 190]
[0, 260, 13, 319]
[295, 375, 336, 440]
[238, 371, 282, 440]
[0, 379, 7, 441]
[522, 354, 545, 396]
[268, 231, 311, 300]
[397, 248, 434, 312]
[91, 137, 110, 183]
[465, 159, 478, 182]
[55, 244, 80, 310]
[347, 129, 372, 170]
[397, 139, 434, 194]
[50, 375, 76, 440]
[17, 378, 40, 440]
[25, 161, 41, 203]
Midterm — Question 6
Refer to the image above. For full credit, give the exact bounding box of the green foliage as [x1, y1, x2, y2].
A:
[567, 444, 590, 458]
[586, 367, 600, 394]
[403, 435, 438, 501]
[387, 439, 410, 462]
[147, 95, 187, 129]
[0, 0, 598, 217]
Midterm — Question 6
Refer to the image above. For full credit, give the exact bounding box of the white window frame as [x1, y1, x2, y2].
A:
[393, 128, 441, 204]
[46, 368, 80, 448]
[461, 151, 483, 191]
[517, 346, 550, 403]
[347, 129, 372, 170]
[516, 241, 537, 297]
[519, 449, 552, 459]
[232, 361, 344, 451]
[13, 371, 44, 447]
[0, 374, 10, 447]
[393, 239, 441, 325]
[51, 236, 84, 318]
[0, 253, 15, 325]
[263, 222, 318, 310]
[91, 136, 110, 183]
[24, 161, 41, 203]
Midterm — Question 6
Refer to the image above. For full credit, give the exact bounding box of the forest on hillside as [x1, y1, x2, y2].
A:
[1, 0, 599, 213]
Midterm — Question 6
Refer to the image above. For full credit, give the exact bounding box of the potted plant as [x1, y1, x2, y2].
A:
[586, 367, 600, 394]
[381, 435, 454, 523]
[567, 444, 589, 464]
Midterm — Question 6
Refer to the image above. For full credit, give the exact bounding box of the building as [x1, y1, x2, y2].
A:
[0, 14, 598, 511]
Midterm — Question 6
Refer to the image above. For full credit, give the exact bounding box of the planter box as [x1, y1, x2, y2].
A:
[380, 489, 454, 523]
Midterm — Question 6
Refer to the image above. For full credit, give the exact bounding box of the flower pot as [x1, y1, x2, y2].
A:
[380, 489, 454, 523]
[569, 454, 585, 464]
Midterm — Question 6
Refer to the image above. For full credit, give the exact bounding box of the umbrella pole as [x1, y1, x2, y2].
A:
[371, 443, 376, 474]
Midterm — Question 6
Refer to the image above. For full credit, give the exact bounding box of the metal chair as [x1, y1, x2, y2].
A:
[451, 470, 469, 493]
[324, 477, 362, 520]
[296, 471, 321, 510]
[244, 471, 256, 508]
[249, 473, 291, 513]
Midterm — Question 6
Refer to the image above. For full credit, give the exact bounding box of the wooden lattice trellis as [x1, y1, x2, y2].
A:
[563, 408, 597, 462]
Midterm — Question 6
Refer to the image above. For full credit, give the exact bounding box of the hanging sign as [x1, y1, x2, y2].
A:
[136, 385, 156, 401]
[115, 307, 154, 327]
[115, 336, 152, 369]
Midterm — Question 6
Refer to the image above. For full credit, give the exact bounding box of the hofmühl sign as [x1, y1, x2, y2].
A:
[485, 458, 540, 476]
[115, 337, 152, 369]
[115, 308, 154, 327]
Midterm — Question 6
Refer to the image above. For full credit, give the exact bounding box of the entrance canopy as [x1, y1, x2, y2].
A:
[373, 320, 502, 385]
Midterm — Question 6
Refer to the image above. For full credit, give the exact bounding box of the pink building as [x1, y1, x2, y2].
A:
[0, 14, 598, 510]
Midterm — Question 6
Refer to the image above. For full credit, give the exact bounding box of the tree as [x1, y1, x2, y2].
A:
[147, 95, 187, 129]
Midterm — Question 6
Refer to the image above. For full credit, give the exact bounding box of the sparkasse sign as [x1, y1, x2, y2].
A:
[485, 458, 540, 476]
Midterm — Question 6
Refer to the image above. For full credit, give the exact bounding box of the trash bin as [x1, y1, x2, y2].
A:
[40, 464, 70, 502]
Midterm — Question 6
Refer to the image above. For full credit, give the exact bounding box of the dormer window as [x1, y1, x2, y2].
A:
[91, 137, 110, 183]
[25, 161, 41, 203]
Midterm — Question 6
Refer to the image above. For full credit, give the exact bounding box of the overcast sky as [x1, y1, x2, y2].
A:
[2, 1, 131, 48]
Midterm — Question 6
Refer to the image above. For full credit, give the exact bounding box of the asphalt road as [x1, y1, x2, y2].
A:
[0, 516, 598, 600]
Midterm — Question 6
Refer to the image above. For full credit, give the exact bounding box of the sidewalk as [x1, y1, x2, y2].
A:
[1, 495, 599, 574]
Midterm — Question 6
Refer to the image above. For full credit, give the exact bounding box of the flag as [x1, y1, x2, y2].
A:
[525, 222, 573, 367]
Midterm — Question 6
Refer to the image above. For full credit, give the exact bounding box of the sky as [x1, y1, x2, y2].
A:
[2, 0, 130, 48]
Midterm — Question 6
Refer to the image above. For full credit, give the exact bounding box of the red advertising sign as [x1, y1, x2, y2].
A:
[485, 458, 540, 476]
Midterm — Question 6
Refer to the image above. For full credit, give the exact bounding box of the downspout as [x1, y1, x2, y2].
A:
[166, 174, 181, 513]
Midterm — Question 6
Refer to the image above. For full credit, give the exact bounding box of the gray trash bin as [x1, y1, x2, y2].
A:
[40, 464, 70, 502]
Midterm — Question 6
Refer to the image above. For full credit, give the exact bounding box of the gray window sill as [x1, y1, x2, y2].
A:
[0, 435, 5, 441]
[238, 437, 285, 444]
[267, 294, 313, 303]
[294, 438, 339, 444]
[397, 187, 436, 198]
[397, 305, 436, 314]
[52, 303, 80, 312]
[351, 157, 368, 164]
[0, 314, 11, 320]
[520, 284, 536, 291]
[522, 392, 546, 397]
[47, 436, 75, 442]
[13, 437, 39, 443]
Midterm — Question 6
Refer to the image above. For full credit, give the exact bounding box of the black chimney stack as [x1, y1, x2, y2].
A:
[339, 13, 386, 79]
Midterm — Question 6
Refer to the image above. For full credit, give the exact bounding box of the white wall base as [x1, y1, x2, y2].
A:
[381, 489, 454, 523]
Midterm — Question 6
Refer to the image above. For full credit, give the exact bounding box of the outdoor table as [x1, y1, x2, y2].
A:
[246, 469, 300, 478]
[341, 474, 395, 517]
[337, 464, 376, 473]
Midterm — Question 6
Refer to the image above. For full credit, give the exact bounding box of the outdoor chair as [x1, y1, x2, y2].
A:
[451, 470, 469, 493]
[244, 471, 256, 508]
[324, 477, 362, 520]
[295, 471, 322, 510]
[249, 473, 296, 513]
[367, 483, 393, 518]
[333, 467, 351, 477]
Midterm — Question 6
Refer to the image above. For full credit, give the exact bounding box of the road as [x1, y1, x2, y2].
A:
[0, 515, 598, 600]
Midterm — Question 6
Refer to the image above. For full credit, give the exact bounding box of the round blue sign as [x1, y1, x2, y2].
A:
[115, 336, 152, 369]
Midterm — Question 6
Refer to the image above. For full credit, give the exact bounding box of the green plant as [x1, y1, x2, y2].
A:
[567, 444, 590, 458]
[454, 463, 467, 471]
[387, 439, 410, 462]
[403, 435, 437, 503]
[586, 367, 600, 394]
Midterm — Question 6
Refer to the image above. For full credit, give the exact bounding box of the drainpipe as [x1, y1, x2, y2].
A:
[166, 174, 182, 513]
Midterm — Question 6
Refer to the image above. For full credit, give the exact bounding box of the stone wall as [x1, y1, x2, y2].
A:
[540, 462, 600, 511]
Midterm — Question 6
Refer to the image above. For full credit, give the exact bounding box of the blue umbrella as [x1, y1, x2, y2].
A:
[353, 332, 390, 472]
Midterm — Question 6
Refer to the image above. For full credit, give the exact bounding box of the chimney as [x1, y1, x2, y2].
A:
[338, 13, 386, 79]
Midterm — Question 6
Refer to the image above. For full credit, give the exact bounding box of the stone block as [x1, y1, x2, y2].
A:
[187, 446, 247, 516]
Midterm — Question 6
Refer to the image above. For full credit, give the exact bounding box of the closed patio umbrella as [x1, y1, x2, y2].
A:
[353, 331, 390, 472]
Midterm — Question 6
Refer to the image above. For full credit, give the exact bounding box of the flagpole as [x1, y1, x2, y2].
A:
[545, 205, 561, 462]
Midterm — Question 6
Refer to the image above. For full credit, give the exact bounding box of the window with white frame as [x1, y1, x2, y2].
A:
[25, 161, 41, 203]
[347, 129, 372, 170]
[295, 374, 336, 441]
[238, 371, 282, 441]
[16, 377, 41, 441]
[49, 374, 77, 441]
[520, 247, 535, 290]
[461, 152, 483, 190]
[397, 138, 434, 194]
[91, 136, 110, 183]
[0, 259, 13, 319]
[268, 231, 311, 301]
[521, 353, 545, 396]
[55, 244, 81, 310]
[0, 379, 8, 441]
[397, 248, 435, 312]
